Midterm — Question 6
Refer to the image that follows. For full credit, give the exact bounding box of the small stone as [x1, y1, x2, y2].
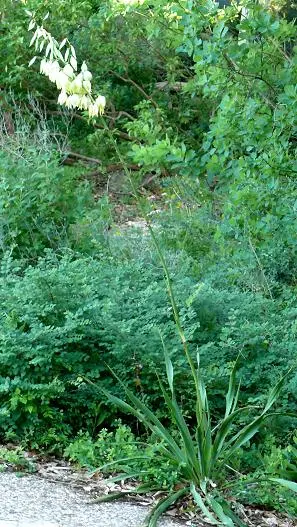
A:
[264, 518, 278, 527]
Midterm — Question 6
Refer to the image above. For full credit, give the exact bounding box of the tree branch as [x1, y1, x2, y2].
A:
[223, 53, 277, 93]
[67, 151, 102, 164]
[110, 70, 159, 108]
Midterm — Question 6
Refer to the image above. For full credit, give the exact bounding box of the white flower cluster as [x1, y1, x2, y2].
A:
[27, 13, 106, 118]
[40, 59, 106, 117]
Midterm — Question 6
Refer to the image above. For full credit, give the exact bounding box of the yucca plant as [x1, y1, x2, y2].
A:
[92, 226, 296, 527]
[99, 355, 294, 526]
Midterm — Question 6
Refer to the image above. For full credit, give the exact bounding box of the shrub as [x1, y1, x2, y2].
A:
[0, 250, 192, 444]
[0, 148, 111, 258]
[0, 244, 295, 447]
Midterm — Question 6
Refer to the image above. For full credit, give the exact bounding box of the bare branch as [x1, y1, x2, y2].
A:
[110, 70, 159, 109]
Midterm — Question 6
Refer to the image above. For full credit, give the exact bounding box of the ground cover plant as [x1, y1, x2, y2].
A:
[0, 0, 297, 523]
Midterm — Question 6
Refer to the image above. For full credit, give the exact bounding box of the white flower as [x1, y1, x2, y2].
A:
[87, 96, 106, 117]
[40, 58, 48, 75]
[95, 95, 106, 115]
[82, 70, 92, 82]
[57, 91, 68, 105]
[82, 80, 92, 94]
[47, 60, 60, 82]
[65, 94, 81, 108]
[79, 95, 91, 110]
[88, 103, 99, 117]
[55, 71, 69, 90]
[63, 63, 74, 78]
[81, 61, 88, 72]
[72, 73, 83, 92]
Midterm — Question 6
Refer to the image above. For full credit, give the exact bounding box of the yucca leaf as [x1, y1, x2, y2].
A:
[206, 496, 235, 527]
[134, 482, 160, 492]
[201, 422, 213, 477]
[100, 471, 150, 484]
[145, 487, 188, 527]
[218, 499, 248, 527]
[212, 406, 257, 465]
[101, 379, 186, 466]
[222, 414, 269, 461]
[90, 455, 151, 474]
[157, 375, 201, 481]
[91, 492, 128, 503]
[91, 484, 157, 504]
[190, 483, 219, 525]
[193, 354, 213, 477]
[262, 372, 290, 414]
[225, 358, 241, 418]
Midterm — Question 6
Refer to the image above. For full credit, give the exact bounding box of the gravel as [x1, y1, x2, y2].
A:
[0, 473, 184, 527]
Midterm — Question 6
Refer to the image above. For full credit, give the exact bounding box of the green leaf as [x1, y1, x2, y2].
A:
[225, 357, 241, 418]
[90, 455, 151, 474]
[263, 371, 291, 414]
[269, 478, 297, 493]
[206, 496, 235, 527]
[145, 488, 188, 527]
[190, 483, 219, 525]
[100, 471, 150, 484]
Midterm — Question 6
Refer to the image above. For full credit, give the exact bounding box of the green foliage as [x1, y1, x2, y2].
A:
[0, 134, 111, 258]
[65, 422, 180, 489]
[0, 246, 295, 447]
[233, 435, 297, 516]
[65, 423, 139, 470]
[0, 446, 36, 473]
[99, 319, 294, 526]
[0, 249, 187, 444]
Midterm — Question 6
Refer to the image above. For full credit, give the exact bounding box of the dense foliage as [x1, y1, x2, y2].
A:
[1, 0, 297, 521]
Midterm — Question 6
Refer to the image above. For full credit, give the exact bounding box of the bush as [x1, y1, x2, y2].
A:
[0, 149, 111, 258]
[0, 246, 295, 447]
[0, 250, 191, 444]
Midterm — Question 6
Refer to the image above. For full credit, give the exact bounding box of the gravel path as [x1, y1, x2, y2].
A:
[0, 473, 184, 527]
